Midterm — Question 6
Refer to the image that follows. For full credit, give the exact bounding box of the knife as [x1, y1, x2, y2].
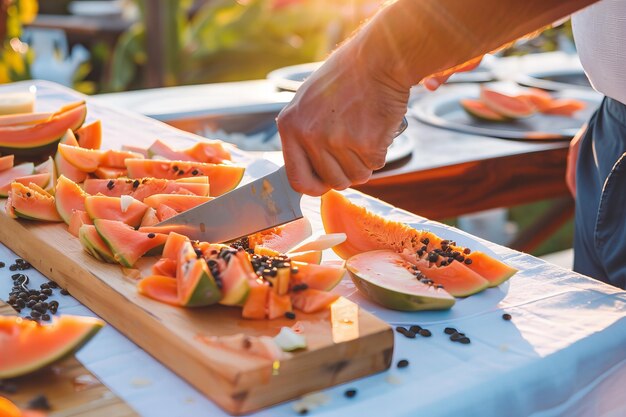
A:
[156, 117, 408, 243]
[156, 165, 303, 243]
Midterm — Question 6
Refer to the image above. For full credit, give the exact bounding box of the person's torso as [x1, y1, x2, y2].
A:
[572, 0, 626, 105]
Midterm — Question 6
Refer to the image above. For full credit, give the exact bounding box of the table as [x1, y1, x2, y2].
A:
[94, 77, 575, 252]
[1, 80, 626, 417]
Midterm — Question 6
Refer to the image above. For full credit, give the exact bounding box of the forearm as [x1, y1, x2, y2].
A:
[354, 0, 598, 89]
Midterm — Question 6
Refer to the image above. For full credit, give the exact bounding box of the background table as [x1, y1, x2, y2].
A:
[1, 80, 625, 417]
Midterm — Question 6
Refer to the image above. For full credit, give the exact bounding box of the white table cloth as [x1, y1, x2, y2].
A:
[1, 81, 626, 417]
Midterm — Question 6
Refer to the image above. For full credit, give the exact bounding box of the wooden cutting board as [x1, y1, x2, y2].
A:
[0, 82, 394, 415]
[0, 302, 138, 417]
[0, 210, 393, 414]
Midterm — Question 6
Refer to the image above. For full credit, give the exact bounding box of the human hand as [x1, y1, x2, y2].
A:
[566, 123, 586, 198]
[422, 56, 483, 91]
[276, 44, 410, 196]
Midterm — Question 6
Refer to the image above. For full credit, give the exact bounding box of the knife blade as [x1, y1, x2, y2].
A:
[156, 165, 303, 243]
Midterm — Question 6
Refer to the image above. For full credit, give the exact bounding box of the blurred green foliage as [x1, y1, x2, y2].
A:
[0, 0, 37, 83]
[107, 0, 368, 91]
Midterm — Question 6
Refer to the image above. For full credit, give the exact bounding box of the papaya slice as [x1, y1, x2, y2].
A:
[183, 140, 231, 163]
[460, 99, 508, 122]
[79, 224, 116, 263]
[0, 162, 35, 196]
[0, 154, 14, 171]
[94, 219, 168, 267]
[55, 175, 89, 224]
[0, 111, 52, 127]
[57, 143, 103, 173]
[100, 149, 144, 168]
[290, 261, 345, 291]
[162, 232, 189, 261]
[151, 258, 177, 277]
[83, 177, 210, 199]
[84, 195, 149, 228]
[287, 233, 347, 253]
[125, 159, 244, 196]
[541, 98, 586, 116]
[148, 139, 195, 161]
[218, 254, 251, 306]
[480, 87, 536, 118]
[140, 207, 159, 227]
[177, 241, 221, 306]
[267, 291, 292, 319]
[137, 275, 180, 306]
[0, 315, 104, 379]
[68, 210, 92, 237]
[291, 289, 339, 313]
[518, 88, 554, 112]
[142, 194, 212, 213]
[35, 156, 58, 194]
[9, 182, 63, 222]
[93, 166, 127, 179]
[248, 218, 312, 254]
[346, 250, 455, 311]
[55, 129, 88, 183]
[242, 279, 270, 319]
[287, 250, 322, 264]
[156, 203, 178, 222]
[75, 119, 102, 149]
[0, 172, 48, 198]
[0, 101, 86, 155]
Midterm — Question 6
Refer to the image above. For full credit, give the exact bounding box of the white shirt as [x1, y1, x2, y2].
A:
[572, 0, 626, 105]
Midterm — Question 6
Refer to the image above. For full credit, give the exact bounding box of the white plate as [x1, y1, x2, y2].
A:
[514, 68, 591, 92]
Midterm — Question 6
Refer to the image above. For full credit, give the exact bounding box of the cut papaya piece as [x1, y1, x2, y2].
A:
[83, 177, 209, 199]
[218, 255, 250, 306]
[55, 129, 87, 183]
[0, 154, 14, 171]
[75, 119, 102, 149]
[55, 175, 89, 224]
[0, 162, 35, 196]
[125, 159, 244, 196]
[84, 195, 149, 227]
[4, 194, 17, 218]
[518, 88, 554, 112]
[79, 224, 116, 263]
[183, 140, 231, 163]
[291, 261, 345, 291]
[143, 194, 212, 213]
[0, 396, 21, 417]
[0, 101, 87, 156]
[242, 279, 270, 320]
[0, 111, 52, 127]
[288, 233, 347, 253]
[413, 258, 489, 297]
[28, 181, 52, 198]
[321, 190, 422, 259]
[541, 98, 586, 116]
[177, 241, 221, 306]
[100, 149, 144, 168]
[57, 143, 103, 173]
[35, 156, 58, 194]
[9, 182, 62, 222]
[0, 315, 104, 379]
[94, 219, 168, 267]
[291, 289, 339, 313]
[480, 87, 536, 119]
[287, 250, 322, 264]
[162, 232, 189, 261]
[93, 166, 127, 179]
[148, 139, 194, 161]
[121, 144, 149, 158]
[152, 257, 177, 277]
[0, 172, 48, 198]
[68, 210, 92, 237]
[156, 203, 178, 222]
[248, 218, 312, 254]
[140, 207, 159, 227]
[267, 291, 292, 319]
[347, 250, 455, 311]
[460, 99, 508, 122]
[321, 190, 516, 287]
[137, 275, 180, 306]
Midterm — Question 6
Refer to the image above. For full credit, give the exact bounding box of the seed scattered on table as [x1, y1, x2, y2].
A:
[0, 380, 18, 394]
[61, 288, 70, 296]
[26, 394, 51, 410]
[344, 388, 357, 398]
[409, 325, 422, 333]
[298, 408, 309, 415]
[502, 313, 512, 321]
[0, 261, 4, 268]
[395, 326, 416, 339]
[458, 337, 471, 344]
[418, 329, 432, 338]
[444, 327, 457, 335]
[285, 311, 296, 319]
[396, 359, 410, 369]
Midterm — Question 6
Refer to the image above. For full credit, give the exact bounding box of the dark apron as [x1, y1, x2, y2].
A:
[574, 97, 626, 289]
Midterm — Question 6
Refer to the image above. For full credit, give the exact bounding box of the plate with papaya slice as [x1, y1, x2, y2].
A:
[410, 83, 602, 140]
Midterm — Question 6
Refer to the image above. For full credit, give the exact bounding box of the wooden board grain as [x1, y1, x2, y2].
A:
[0, 302, 138, 417]
[0, 208, 393, 414]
